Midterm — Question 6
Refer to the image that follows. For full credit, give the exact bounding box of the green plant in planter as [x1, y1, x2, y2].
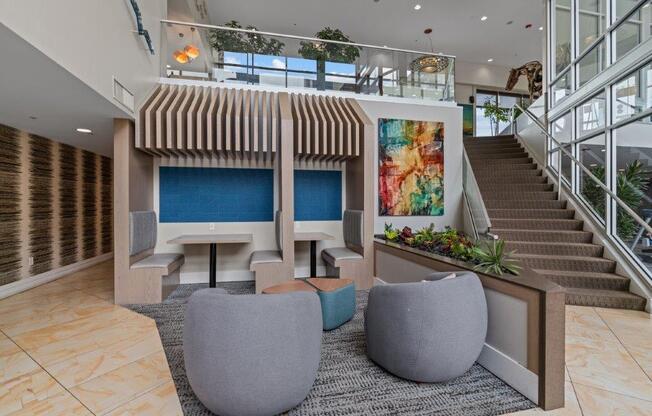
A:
[482, 100, 510, 136]
[581, 160, 649, 240]
[384, 223, 399, 241]
[471, 239, 522, 276]
[298, 27, 360, 90]
[208, 20, 285, 66]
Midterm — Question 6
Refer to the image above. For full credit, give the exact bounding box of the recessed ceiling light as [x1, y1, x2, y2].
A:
[487, 58, 494, 62]
[76, 128, 92, 134]
[481, 16, 488, 21]
[539, 26, 544, 31]
[601, 149, 606, 152]
[166, 64, 171, 68]
[414, 4, 421, 10]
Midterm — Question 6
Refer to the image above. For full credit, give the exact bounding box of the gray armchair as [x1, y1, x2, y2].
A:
[365, 271, 487, 382]
[184, 289, 322, 416]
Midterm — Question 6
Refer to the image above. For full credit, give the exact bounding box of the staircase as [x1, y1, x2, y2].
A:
[465, 135, 646, 311]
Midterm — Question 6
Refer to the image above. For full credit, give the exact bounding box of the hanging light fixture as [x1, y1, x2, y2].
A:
[410, 28, 450, 73]
[184, 27, 200, 60]
[173, 50, 190, 64]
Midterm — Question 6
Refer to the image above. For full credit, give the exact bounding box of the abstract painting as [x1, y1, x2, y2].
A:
[460, 104, 474, 138]
[378, 118, 444, 216]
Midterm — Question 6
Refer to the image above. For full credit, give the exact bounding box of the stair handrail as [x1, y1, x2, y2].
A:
[514, 103, 652, 236]
[462, 147, 492, 238]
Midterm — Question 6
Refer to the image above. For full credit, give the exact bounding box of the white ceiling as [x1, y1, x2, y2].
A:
[0, 23, 124, 157]
[197, 0, 545, 68]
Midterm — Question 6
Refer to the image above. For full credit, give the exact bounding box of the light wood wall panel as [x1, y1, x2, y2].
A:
[137, 85, 282, 161]
[0, 123, 113, 286]
[290, 94, 360, 161]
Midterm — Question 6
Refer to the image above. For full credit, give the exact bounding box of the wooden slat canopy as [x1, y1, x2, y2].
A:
[137, 85, 280, 161]
[290, 93, 362, 161]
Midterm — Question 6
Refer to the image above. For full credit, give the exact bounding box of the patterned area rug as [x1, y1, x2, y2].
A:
[127, 283, 535, 416]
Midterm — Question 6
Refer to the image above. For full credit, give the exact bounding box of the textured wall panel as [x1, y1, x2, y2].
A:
[294, 170, 342, 221]
[101, 156, 113, 254]
[59, 143, 78, 267]
[29, 134, 53, 275]
[0, 125, 22, 284]
[82, 150, 97, 260]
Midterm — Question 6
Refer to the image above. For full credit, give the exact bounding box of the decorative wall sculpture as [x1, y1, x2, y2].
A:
[0, 123, 113, 285]
[378, 118, 444, 216]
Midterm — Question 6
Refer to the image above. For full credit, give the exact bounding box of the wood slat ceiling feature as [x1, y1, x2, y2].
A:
[290, 94, 360, 161]
[136, 85, 281, 160]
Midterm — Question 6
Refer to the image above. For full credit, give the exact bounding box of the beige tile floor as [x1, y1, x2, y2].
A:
[1, 261, 651, 415]
[509, 305, 652, 416]
[0, 261, 182, 416]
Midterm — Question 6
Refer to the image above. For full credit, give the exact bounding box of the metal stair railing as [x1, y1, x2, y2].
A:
[514, 102, 652, 238]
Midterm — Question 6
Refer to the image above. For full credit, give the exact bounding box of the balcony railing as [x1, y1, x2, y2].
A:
[162, 20, 455, 102]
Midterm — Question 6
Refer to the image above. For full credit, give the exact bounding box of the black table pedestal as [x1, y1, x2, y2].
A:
[209, 243, 217, 288]
[309, 240, 317, 277]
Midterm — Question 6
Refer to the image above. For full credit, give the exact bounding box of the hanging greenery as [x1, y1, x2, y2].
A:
[581, 160, 650, 240]
[208, 20, 285, 55]
[298, 27, 360, 63]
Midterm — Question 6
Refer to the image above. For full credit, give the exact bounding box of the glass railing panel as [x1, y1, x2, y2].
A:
[612, 60, 652, 123]
[613, 117, 652, 272]
[613, 1, 652, 60]
[579, 92, 607, 136]
[551, 112, 573, 182]
[551, 70, 572, 106]
[578, 133, 608, 222]
[577, 39, 607, 87]
[164, 22, 455, 102]
[463, 151, 491, 237]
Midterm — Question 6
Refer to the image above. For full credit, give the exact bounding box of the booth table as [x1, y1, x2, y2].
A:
[294, 232, 335, 277]
[167, 234, 253, 288]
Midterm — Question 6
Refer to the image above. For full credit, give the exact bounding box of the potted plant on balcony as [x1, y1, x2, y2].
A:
[298, 27, 360, 90]
[208, 20, 285, 67]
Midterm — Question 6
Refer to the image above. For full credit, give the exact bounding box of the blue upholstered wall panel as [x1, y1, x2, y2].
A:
[294, 170, 342, 221]
[159, 167, 274, 222]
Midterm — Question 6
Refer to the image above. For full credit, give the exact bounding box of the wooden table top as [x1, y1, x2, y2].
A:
[306, 278, 354, 292]
[167, 233, 253, 245]
[294, 232, 335, 242]
[262, 280, 316, 295]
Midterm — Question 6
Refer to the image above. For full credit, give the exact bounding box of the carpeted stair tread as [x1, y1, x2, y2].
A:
[488, 209, 575, 219]
[485, 191, 558, 200]
[478, 176, 548, 185]
[534, 269, 630, 291]
[468, 152, 529, 160]
[473, 164, 540, 172]
[506, 241, 603, 257]
[479, 183, 554, 192]
[491, 218, 583, 230]
[470, 157, 533, 165]
[513, 253, 616, 273]
[485, 200, 567, 209]
[466, 147, 525, 155]
[493, 228, 592, 243]
[564, 287, 646, 310]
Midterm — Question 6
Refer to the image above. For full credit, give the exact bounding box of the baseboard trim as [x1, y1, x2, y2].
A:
[0, 253, 114, 300]
[478, 343, 539, 404]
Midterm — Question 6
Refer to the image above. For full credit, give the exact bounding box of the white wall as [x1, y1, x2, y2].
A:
[356, 99, 464, 235]
[0, 0, 166, 114]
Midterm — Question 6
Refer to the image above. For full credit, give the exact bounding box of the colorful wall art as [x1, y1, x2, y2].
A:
[460, 104, 474, 138]
[378, 118, 444, 216]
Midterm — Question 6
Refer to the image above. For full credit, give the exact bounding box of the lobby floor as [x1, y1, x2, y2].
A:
[0, 261, 651, 415]
[0, 261, 182, 415]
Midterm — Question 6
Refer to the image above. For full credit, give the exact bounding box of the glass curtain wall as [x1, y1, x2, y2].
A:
[549, 0, 652, 275]
[475, 90, 531, 136]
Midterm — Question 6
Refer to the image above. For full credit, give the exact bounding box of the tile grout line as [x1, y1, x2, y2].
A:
[594, 308, 652, 385]
[97, 374, 171, 416]
[571, 380, 652, 404]
[1, 328, 99, 416]
[565, 357, 585, 416]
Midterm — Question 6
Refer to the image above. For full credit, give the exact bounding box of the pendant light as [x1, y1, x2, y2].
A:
[410, 28, 450, 73]
[184, 27, 200, 60]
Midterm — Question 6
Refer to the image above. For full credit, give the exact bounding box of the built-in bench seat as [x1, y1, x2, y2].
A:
[322, 210, 364, 281]
[129, 211, 183, 302]
[131, 253, 185, 272]
[250, 250, 283, 266]
[250, 211, 287, 293]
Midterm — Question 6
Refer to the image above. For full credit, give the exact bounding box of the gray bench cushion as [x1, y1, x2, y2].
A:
[250, 250, 283, 267]
[129, 211, 157, 256]
[343, 210, 363, 248]
[322, 247, 363, 264]
[131, 253, 183, 270]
